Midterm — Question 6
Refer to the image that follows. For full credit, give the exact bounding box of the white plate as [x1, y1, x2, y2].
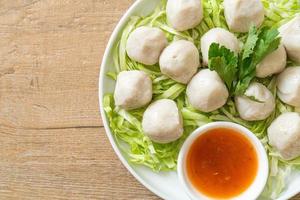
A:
[99, 0, 300, 199]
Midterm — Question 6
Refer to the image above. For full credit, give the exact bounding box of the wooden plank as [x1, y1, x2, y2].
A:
[0, 0, 159, 199]
[0, 0, 298, 199]
[0, 0, 136, 128]
[0, 127, 158, 199]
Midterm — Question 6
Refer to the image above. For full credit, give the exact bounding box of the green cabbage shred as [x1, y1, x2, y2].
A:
[103, 0, 300, 198]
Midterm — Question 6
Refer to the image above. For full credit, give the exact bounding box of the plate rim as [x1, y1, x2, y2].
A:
[98, 0, 300, 199]
[99, 1, 169, 199]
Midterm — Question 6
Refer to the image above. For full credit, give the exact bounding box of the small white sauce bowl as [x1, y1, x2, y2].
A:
[178, 122, 269, 200]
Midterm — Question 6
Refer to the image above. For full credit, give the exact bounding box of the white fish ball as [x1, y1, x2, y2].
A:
[268, 112, 300, 160]
[279, 16, 300, 64]
[200, 28, 240, 66]
[159, 40, 200, 84]
[166, 0, 203, 31]
[256, 44, 287, 78]
[235, 82, 275, 121]
[114, 70, 152, 110]
[126, 26, 168, 65]
[187, 69, 229, 112]
[142, 99, 183, 143]
[277, 67, 300, 107]
[224, 0, 265, 33]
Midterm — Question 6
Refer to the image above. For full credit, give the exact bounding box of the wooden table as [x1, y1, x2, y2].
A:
[0, 0, 299, 199]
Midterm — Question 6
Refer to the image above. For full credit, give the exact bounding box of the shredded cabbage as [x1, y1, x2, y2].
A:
[103, 0, 300, 198]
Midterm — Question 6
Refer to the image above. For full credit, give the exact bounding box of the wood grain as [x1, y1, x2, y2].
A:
[0, 0, 298, 199]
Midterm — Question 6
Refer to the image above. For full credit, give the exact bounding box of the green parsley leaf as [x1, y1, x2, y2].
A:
[235, 76, 253, 95]
[252, 27, 281, 65]
[235, 26, 281, 95]
[237, 26, 259, 92]
[242, 26, 259, 60]
[208, 43, 238, 91]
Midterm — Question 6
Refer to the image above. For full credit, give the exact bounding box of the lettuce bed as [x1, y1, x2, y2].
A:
[103, 0, 300, 198]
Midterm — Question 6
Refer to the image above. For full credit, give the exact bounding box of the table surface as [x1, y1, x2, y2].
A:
[0, 0, 299, 199]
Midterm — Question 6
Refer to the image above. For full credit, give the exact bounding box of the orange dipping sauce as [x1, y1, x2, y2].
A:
[186, 128, 258, 199]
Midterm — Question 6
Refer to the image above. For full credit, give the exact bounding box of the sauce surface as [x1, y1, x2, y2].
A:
[186, 128, 258, 199]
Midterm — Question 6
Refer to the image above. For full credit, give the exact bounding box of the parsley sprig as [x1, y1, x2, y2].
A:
[208, 26, 281, 95]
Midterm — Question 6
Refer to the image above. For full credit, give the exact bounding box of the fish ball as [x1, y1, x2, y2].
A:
[279, 16, 300, 64]
[256, 44, 287, 78]
[159, 40, 200, 84]
[187, 69, 229, 112]
[235, 82, 275, 121]
[114, 70, 152, 110]
[166, 0, 203, 31]
[142, 99, 183, 143]
[277, 67, 300, 107]
[224, 0, 265, 33]
[268, 112, 300, 160]
[200, 28, 240, 66]
[126, 26, 168, 65]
